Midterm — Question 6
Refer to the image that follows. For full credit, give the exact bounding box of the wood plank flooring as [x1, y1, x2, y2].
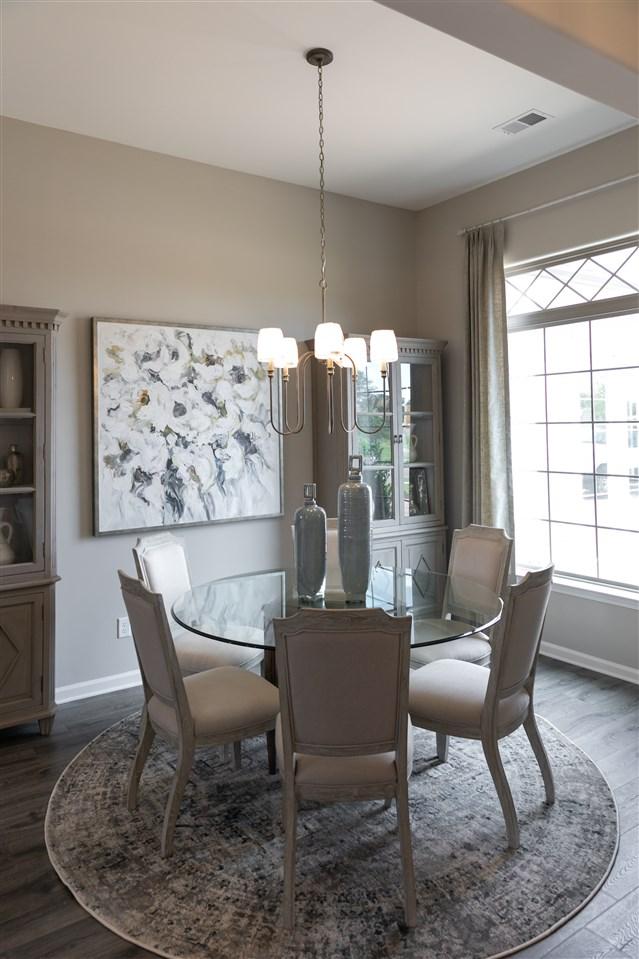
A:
[1, 658, 637, 959]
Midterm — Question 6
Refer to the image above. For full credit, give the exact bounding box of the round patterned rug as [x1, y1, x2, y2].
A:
[45, 713, 618, 959]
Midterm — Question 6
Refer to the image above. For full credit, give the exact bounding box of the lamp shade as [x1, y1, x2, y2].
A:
[341, 337, 368, 372]
[257, 327, 284, 364]
[275, 337, 299, 369]
[314, 322, 344, 360]
[370, 329, 398, 366]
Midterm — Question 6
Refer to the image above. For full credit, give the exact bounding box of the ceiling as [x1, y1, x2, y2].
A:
[1, 0, 635, 210]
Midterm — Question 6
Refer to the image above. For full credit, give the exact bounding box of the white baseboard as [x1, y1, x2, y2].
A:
[56, 668, 142, 704]
[540, 641, 639, 686]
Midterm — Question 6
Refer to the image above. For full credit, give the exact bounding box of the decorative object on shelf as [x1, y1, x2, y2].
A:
[0, 467, 13, 487]
[338, 455, 373, 603]
[0, 348, 23, 409]
[7, 444, 23, 485]
[256, 49, 397, 437]
[0, 520, 15, 565]
[410, 467, 431, 517]
[409, 431, 419, 463]
[92, 318, 283, 535]
[294, 483, 327, 602]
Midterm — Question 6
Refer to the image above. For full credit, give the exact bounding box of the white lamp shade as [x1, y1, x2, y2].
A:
[370, 329, 398, 365]
[257, 327, 284, 363]
[314, 322, 344, 360]
[341, 337, 368, 372]
[275, 337, 299, 369]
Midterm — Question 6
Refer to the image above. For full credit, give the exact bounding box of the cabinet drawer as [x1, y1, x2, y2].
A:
[0, 591, 44, 716]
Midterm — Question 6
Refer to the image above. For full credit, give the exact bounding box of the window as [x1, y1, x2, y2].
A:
[507, 238, 639, 591]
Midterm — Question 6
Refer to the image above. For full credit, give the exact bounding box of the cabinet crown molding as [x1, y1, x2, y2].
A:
[0, 305, 62, 332]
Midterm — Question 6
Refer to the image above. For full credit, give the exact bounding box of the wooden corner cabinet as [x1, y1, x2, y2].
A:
[312, 336, 448, 572]
[0, 306, 60, 735]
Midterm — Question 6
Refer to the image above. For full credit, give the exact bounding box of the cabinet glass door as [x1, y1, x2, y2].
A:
[351, 363, 396, 524]
[399, 361, 438, 524]
[0, 339, 43, 574]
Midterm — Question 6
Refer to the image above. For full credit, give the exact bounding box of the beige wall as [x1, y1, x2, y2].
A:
[416, 125, 639, 672]
[0, 117, 418, 690]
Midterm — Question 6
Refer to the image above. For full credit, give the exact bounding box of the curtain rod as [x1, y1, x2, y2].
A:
[457, 173, 639, 236]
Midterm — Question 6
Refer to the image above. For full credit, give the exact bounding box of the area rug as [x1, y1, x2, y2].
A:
[45, 714, 618, 959]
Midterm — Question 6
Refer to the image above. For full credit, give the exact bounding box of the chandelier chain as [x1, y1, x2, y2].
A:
[317, 63, 327, 324]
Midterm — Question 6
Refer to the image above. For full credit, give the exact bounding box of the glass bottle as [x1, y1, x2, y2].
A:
[338, 454, 373, 604]
[7, 445, 23, 485]
[294, 483, 327, 602]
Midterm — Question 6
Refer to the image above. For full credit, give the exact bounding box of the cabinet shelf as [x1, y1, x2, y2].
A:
[404, 462, 434, 469]
[0, 485, 35, 495]
[403, 411, 433, 419]
[0, 410, 35, 420]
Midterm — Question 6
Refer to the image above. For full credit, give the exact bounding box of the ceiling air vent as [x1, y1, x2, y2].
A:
[495, 110, 551, 136]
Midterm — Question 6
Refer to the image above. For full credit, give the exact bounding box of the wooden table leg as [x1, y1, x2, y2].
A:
[264, 648, 278, 775]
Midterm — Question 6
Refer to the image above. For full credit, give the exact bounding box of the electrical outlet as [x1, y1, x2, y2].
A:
[117, 616, 131, 639]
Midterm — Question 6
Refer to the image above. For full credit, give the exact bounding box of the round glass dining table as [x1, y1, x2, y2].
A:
[172, 564, 502, 772]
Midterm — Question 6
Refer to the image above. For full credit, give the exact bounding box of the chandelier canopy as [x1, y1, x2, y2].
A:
[257, 48, 398, 436]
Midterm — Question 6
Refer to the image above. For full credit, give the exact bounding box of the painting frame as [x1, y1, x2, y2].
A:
[92, 316, 283, 536]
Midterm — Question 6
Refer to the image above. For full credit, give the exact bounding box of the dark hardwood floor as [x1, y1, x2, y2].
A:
[1, 658, 637, 959]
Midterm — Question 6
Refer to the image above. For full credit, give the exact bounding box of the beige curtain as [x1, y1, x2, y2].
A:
[462, 223, 514, 539]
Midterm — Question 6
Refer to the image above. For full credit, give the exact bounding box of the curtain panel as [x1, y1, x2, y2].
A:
[462, 223, 514, 543]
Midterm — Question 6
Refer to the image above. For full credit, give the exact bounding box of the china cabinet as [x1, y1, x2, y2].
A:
[0, 305, 60, 734]
[311, 337, 447, 572]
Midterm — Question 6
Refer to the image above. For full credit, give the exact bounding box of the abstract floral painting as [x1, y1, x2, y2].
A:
[93, 318, 282, 534]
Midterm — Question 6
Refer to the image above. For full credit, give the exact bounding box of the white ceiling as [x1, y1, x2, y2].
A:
[1, 0, 635, 210]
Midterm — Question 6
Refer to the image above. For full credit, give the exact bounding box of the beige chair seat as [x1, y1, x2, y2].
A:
[275, 714, 414, 787]
[173, 630, 263, 674]
[149, 666, 279, 740]
[409, 659, 529, 734]
[410, 633, 491, 668]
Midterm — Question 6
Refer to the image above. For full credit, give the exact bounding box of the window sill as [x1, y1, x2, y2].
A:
[551, 575, 638, 610]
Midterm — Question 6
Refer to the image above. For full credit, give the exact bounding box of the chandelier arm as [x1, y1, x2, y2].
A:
[338, 355, 357, 433]
[353, 372, 388, 435]
[268, 372, 304, 437]
[326, 367, 335, 435]
[283, 376, 290, 433]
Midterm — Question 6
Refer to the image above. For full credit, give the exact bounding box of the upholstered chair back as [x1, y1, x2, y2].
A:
[119, 570, 187, 721]
[133, 533, 191, 634]
[274, 608, 411, 755]
[449, 525, 513, 597]
[491, 565, 553, 696]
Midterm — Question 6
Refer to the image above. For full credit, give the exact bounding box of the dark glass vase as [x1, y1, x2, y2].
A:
[294, 483, 327, 602]
[338, 455, 373, 604]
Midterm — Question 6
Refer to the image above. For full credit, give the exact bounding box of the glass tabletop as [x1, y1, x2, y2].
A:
[172, 565, 503, 650]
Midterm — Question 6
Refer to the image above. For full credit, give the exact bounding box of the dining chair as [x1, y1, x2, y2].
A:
[133, 532, 263, 674]
[119, 570, 279, 857]
[409, 565, 555, 849]
[410, 524, 512, 670]
[274, 607, 416, 930]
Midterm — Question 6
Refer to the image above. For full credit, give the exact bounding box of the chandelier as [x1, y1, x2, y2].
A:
[257, 48, 398, 436]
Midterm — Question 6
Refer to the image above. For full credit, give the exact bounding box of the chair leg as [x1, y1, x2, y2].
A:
[436, 732, 449, 763]
[233, 740, 242, 771]
[127, 706, 155, 812]
[282, 786, 297, 930]
[383, 796, 392, 810]
[223, 743, 230, 762]
[524, 712, 555, 805]
[396, 780, 417, 928]
[481, 733, 520, 849]
[161, 740, 195, 858]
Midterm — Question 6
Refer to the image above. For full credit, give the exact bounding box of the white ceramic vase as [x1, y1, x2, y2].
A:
[0, 349, 23, 409]
[0, 521, 15, 566]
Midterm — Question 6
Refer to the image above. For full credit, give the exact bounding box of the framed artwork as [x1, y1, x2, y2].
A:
[92, 317, 283, 535]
